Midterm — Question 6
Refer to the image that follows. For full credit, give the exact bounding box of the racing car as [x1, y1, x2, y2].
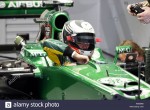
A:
[0, 0, 150, 100]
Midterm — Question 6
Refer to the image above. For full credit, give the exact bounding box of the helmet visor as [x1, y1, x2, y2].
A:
[74, 33, 95, 50]
[75, 33, 95, 44]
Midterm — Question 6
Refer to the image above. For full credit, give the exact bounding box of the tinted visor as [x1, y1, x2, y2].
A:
[74, 33, 95, 50]
[75, 33, 95, 44]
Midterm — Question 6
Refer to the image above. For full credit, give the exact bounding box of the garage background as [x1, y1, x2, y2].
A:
[0, 0, 150, 55]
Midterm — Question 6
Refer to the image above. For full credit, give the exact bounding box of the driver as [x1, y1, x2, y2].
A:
[42, 20, 96, 66]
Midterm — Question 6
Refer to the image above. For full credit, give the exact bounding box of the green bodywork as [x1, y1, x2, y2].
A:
[42, 10, 69, 39]
[19, 42, 150, 100]
[1, 0, 150, 100]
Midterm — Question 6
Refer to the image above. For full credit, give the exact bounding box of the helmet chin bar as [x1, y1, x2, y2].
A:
[80, 50, 93, 56]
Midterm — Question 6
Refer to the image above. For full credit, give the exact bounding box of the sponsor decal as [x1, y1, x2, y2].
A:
[116, 46, 132, 54]
[0, 1, 6, 8]
[29, 52, 46, 57]
[1, 1, 43, 8]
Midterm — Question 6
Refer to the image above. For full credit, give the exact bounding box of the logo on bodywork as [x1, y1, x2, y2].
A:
[6, 1, 43, 8]
[0, 2, 6, 8]
[29, 52, 47, 57]
[116, 46, 132, 54]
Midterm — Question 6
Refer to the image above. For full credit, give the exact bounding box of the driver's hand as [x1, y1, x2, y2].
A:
[72, 52, 89, 64]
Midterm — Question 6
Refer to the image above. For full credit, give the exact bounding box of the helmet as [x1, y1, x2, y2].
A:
[62, 20, 95, 57]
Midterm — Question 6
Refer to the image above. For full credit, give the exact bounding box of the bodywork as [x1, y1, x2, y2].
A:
[19, 42, 150, 100]
[0, 0, 150, 100]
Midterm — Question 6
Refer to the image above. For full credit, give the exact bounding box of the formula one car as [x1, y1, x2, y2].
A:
[0, 0, 150, 100]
